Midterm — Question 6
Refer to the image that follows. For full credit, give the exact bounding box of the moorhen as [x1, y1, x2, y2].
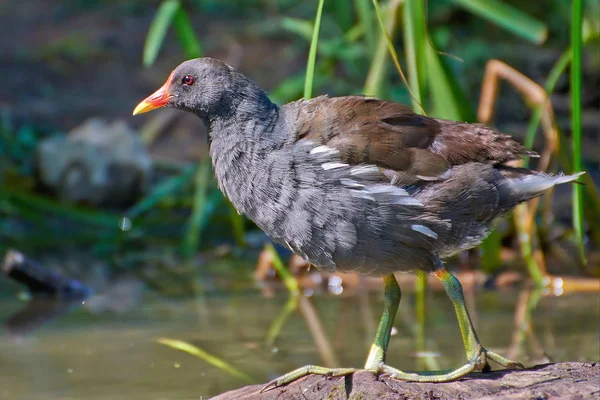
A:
[133, 58, 583, 388]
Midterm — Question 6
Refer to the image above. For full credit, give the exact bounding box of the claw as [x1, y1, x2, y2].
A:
[260, 382, 275, 393]
[260, 365, 358, 392]
[260, 379, 282, 393]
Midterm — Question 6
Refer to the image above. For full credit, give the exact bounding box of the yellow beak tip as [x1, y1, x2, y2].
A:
[132, 101, 150, 116]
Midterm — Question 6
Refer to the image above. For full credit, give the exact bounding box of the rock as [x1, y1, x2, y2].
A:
[36, 118, 152, 206]
[211, 362, 600, 400]
[2, 249, 90, 300]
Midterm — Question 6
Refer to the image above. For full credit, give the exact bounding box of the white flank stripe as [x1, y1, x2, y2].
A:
[340, 179, 365, 188]
[322, 162, 348, 170]
[411, 224, 438, 239]
[350, 165, 380, 177]
[310, 145, 339, 155]
[368, 185, 408, 196]
[393, 197, 423, 206]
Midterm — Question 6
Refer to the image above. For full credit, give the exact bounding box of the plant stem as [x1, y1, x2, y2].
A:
[570, 0, 586, 264]
[304, 0, 326, 99]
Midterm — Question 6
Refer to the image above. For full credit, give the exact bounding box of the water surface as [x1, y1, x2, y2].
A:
[0, 269, 597, 400]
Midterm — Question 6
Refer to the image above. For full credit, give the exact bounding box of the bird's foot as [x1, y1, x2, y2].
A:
[381, 348, 524, 383]
[261, 365, 358, 392]
[261, 350, 524, 391]
[480, 348, 524, 371]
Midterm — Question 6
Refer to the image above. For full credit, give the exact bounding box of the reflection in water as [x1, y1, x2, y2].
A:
[2, 250, 90, 339]
[5, 298, 80, 339]
[0, 272, 598, 399]
[508, 288, 548, 363]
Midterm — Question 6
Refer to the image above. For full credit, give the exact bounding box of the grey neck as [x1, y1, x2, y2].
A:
[207, 87, 282, 217]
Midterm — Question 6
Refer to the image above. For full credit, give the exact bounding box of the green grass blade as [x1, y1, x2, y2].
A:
[265, 296, 298, 346]
[414, 272, 428, 371]
[0, 188, 119, 228]
[451, 0, 547, 44]
[570, 0, 586, 264]
[143, 0, 180, 66]
[363, 0, 401, 97]
[553, 126, 600, 230]
[157, 338, 253, 383]
[229, 203, 246, 248]
[523, 48, 572, 157]
[304, 0, 326, 100]
[281, 17, 314, 41]
[265, 243, 300, 297]
[480, 229, 503, 273]
[331, 0, 353, 32]
[425, 43, 474, 121]
[371, 0, 424, 113]
[355, 0, 376, 53]
[515, 206, 546, 287]
[172, 7, 203, 59]
[403, 0, 426, 110]
[269, 72, 306, 104]
[182, 157, 211, 257]
[127, 166, 196, 219]
[524, 27, 599, 162]
[344, 22, 365, 43]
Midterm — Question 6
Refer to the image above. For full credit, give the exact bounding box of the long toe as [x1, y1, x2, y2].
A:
[485, 350, 525, 370]
[378, 362, 477, 383]
[261, 365, 358, 392]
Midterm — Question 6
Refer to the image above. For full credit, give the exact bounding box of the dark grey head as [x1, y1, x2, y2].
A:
[133, 57, 271, 122]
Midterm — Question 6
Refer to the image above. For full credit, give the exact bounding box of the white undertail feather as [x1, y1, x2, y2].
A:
[509, 171, 585, 199]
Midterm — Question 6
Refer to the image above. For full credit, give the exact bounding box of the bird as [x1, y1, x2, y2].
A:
[133, 57, 583, 389]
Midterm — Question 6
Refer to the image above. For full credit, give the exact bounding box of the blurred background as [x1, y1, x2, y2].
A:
[0, 0, 598, 399]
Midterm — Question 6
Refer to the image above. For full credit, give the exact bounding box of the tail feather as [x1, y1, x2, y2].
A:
[508, 171, 585, 201]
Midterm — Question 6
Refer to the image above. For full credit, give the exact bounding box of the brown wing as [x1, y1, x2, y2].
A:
[290, 95, 532, 184]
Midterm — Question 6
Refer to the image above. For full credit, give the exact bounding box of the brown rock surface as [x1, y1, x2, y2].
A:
[211, 362, 599, 400]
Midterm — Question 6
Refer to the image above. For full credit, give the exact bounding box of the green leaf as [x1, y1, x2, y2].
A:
[480, 229, 503, 273]
[127, 166, 196, 219]
[451, 0, 548, 44]
[265, 243, 300, 296]
[0, 187, 119, 228]
[281, 17, 314, 41]
[173, 7, 203, 59]
[370, 0, 423, 113]
[143, 0, 181, 67]
[157, 338, 253, 383]
[523, 48, 572, 159]
[363, 0, 401, 97]
[229, 202, 246, 248]
[269, 72, 307, 104]
[265, 297, 298, 346]
[403, 0, 427, 111]
[355, 0, 376, 53]
[182, 157, 212, 257]
[425, 43, 474, 121]
[331, 0, 353, 32]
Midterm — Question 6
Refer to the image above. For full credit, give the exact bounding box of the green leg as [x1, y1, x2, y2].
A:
[262, 274, 401, 392]
[434, 268, 524, 373]
[262, 268, 524, 392]
[364, 274, 401, 369]
[382, 267, 524, 382]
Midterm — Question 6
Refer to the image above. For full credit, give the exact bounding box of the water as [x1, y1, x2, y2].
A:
[0, 270, 598, 400]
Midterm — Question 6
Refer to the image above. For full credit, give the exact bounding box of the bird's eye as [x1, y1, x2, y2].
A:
[182, 75, 195, 85]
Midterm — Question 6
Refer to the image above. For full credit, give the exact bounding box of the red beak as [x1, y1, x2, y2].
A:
[133, 71, 174, 115]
